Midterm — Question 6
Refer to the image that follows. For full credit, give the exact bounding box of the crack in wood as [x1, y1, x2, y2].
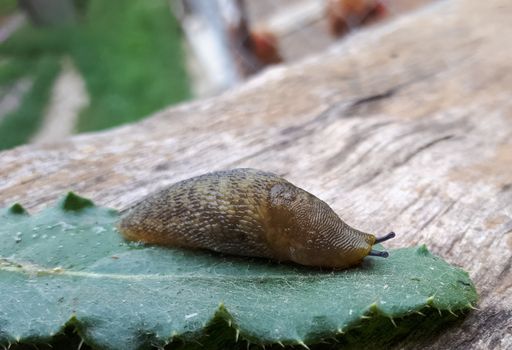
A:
[394, 188, 428, 219]
[450, 307, 512, 350]
[414, 197, 460, 238]
[443, 224, 472, 256]
[349, 134, 456, 191]
[494, 256, 512, 289]
[350, 168, 385, 191]
[393, 134, 456, 168]
[348, 88, 397, 108]
[227, 101, 358, 167]
[324, 121, 393, 171]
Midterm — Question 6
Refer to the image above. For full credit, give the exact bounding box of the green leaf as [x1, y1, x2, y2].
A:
[0, 195, 478, 350]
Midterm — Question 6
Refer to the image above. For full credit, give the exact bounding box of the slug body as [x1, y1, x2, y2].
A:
[118, 168, 393, 268]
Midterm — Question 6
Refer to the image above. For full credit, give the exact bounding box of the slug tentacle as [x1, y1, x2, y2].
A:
[368, 232, 396, 257]
[368, 250, 389, 258]
[375, 232, 396, 244]
[118, 168, 397, 269]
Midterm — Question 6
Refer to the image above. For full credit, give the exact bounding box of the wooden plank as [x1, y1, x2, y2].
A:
[1, 0, 511, 348]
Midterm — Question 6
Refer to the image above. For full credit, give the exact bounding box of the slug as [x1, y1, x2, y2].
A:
[118, 168, 395, 268]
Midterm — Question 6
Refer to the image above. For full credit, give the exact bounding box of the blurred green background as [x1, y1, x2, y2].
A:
[0, 0, 190, 150]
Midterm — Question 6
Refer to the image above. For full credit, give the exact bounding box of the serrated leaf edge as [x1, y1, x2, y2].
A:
[0, 197, 479, 349]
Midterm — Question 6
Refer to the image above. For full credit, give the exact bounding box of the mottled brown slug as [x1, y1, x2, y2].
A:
[118, 168, 395, 268]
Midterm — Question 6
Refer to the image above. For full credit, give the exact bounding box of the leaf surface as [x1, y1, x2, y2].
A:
[0, 194, 477, 349]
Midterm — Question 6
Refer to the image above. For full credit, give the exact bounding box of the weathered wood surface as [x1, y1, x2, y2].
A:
[1, 0, 511, 348]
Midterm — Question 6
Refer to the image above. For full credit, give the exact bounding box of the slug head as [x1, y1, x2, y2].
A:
[267, 182, 393, 268]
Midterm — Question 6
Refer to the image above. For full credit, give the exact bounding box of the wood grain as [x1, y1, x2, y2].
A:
[1, 0, 511, 348]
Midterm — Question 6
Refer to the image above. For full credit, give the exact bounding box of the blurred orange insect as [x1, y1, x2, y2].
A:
[249, 30, 283, 66]
[326, 0, 388, 37]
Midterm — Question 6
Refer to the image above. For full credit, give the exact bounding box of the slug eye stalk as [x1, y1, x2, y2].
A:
[369, 250, 389, 258]
[369, 232, 396, 258]
[375, 232, 396, 244]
